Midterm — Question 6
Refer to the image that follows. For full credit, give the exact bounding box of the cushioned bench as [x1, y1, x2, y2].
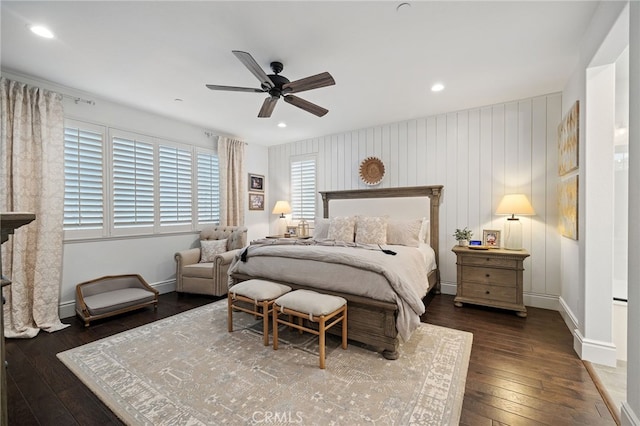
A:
[273, 289, 347, 369]
[75, 274, 159, 327]
[228, 279, 292, 345]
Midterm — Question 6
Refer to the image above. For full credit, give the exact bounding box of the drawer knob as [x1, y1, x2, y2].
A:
[485, 274, 490, 278]
[485, 290, 490, 294]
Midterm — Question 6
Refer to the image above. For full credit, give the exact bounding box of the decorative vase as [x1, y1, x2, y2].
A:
[458, 239, 469, 247]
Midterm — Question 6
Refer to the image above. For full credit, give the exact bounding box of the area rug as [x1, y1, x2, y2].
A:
[58, 300, 472, 425]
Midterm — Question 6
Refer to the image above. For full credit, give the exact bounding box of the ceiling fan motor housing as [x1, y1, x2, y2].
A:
[263, 73, 290, 97]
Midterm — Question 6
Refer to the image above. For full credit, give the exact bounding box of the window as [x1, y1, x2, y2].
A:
[197, 151, 220, 224]
[63, 120, 220, 239]
[112, 133, 155, 231]
[159, 144, 192, 227]
[63, 121, 105, 237]
[290, 157, 316, 220]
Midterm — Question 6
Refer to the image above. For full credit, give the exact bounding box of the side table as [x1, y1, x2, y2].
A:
[452, 245, 529, 317]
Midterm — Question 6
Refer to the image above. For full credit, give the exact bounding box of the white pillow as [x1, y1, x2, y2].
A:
[200, 239, 228, 263]
[328, 216, 356, 242]
[387, 219, 422, 247]
[313, 217, 330, 239]
[355, 216, 387, 245]
[419, 218, 430, 245]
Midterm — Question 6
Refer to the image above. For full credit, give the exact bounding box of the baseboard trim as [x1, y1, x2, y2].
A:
[621, 402, 640, 426]
[58, 279, 177, 319]
[558, 296, 579, 333]
[573, 328, 618, 367]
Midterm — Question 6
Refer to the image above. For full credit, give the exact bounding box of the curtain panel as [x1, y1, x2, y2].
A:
[0, 77, 68, 337]
[218, 136, 245, 226]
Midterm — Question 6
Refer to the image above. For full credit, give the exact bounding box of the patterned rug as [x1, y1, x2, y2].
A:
[58, 300, 472, 425]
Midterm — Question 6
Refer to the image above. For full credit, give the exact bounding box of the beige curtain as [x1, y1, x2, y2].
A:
[0, 77, 68, 338]
[218, 136, 245, 226]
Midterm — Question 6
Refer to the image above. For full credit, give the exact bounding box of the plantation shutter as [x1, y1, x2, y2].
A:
[112, 136, 154, 228]
[291, 158, 316, 220]
[159, 144, 192, 225]
[63, 125, 104, 229]
[197, 151, 220, 224]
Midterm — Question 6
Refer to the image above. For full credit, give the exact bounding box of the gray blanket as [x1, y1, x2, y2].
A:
[228, 239, 429, 341]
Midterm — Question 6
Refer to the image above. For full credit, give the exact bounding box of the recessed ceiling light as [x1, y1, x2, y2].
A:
[431, 83, 445, 92]
[30, 25, 54, 39]
[277, 122, 287, 128]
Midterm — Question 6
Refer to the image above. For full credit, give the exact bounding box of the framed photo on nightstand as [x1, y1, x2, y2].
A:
[483, 229, 501, 248]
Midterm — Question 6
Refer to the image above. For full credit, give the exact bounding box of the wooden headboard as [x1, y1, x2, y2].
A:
[319, 185, 444, 266]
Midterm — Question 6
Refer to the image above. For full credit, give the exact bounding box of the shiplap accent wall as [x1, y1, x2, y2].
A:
[269, 93, 562, 306]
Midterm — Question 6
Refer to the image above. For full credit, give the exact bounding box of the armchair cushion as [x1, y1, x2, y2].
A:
[200, 238, 228, 262]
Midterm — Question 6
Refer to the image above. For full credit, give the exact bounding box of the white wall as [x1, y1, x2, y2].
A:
[624, 2, 639, 424]
[559, 1, 629, 366]
[0, 69, 271, 319]
[269, 94, 562, 308]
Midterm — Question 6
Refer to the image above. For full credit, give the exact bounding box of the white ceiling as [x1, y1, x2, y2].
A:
[1, 1, 599, 146]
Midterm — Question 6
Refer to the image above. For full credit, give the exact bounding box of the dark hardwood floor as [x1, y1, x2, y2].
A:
[5, 292, 614, 425]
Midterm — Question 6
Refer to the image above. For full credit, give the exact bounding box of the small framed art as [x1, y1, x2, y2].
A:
[483, 229, 501, 248]
[286, 225, 298, 237]
[249, 173, 264, 192]
[248, 193, 264, 210]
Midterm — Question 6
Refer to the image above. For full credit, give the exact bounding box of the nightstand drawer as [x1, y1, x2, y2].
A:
[464, 283, 517, 304]
[461, 266, 516, 286]
[461, 255, 517, 269]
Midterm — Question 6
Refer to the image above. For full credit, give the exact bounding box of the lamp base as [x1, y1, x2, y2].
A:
[503, 218, 523, 250]
[276, 217, 287, 236]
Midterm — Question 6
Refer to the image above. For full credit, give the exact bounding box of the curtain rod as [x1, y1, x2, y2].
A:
[62, 94, 95, 106]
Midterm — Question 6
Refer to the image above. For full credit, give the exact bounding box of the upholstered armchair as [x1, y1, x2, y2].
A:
[175, 226, 248, 296]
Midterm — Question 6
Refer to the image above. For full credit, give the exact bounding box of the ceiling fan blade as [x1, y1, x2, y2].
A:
[206, 84, 265, 93]
[282, 72, 335, 94]
[258, 96, 279, 118]
[232, 50, 274, 89]
[283, 95, 329, 117]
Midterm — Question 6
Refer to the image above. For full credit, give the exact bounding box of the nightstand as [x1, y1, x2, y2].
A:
[452, 246, 529, 317]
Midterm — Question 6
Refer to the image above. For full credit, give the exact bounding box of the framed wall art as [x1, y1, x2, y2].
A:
[558, 175, 578, 240]
[248, 192, 264, 211]
[482, 229, 501, 248]
[249, 173, 264, 192]
[558, 100, 579, 176]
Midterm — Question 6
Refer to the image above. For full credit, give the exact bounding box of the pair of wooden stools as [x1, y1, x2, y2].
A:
[227, 279, 347, 369]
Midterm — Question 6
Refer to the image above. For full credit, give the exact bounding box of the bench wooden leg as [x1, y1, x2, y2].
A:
[273, 307, 279, 351]
[319, 316, 326, 369]
[341, 306, 347, 350]
[227, 296, 233, 333]
[262, 300, 270, 346]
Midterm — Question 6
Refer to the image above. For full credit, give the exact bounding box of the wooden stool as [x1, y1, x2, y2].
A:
[273, 289, 347, 369]
[228, 279, 291, 345]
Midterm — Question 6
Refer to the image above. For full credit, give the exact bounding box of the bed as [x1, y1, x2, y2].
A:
[229, 185, 443, 359]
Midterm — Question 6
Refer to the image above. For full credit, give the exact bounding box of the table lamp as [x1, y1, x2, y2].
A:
[496, 194, 535, 250]
[272, 200, 291, 236]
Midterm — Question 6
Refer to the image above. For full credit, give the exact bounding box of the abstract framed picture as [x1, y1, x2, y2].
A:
[248, 192, 264, 211]
[558, 175, 578, 240]
[558, 100, 579, 176]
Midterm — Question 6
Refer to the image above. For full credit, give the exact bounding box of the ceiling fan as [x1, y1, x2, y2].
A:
[206, 50, 335, 118]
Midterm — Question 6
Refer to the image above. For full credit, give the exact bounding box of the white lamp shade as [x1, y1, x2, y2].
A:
[496, 194, 535, 216]
[272, 200, 292, 216]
